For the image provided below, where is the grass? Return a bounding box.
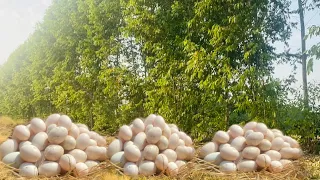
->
[0,116,319,180]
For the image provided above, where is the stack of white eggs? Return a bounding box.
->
[200,122,303,173]
[0,114,107,177]
[107,114,195,176]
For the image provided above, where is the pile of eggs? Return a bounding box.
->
[199,122,303,173]
[0,114,107,177]
[107,114,195,176]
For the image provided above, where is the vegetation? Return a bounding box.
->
[0,0,319,153]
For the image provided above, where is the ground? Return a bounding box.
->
[0,116,319,180]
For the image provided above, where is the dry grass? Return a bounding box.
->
[0,116,319,180]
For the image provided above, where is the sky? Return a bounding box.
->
[0,0,319,89]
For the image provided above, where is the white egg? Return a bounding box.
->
[184,136,193,146]
[268,161,283,172]
[280,159,292,168]
[245,132,264,146]
[283,142,291,148]
[32,132,48,151]
[146,127,162,144]
[97,147,107,161]
[143,144,159,161]
[69,124,80,139]
[38,161,61,177]
[155,154,169,171]
[47,124,57,134]
[145,124,154,133]
[279,147,294,159]
[256,154,271,168]
[107,139,123,158]
[19,162,38,177]
[57,115,72,130]
[157,136,169,150]
[185,146,195,160]
[271,137,284,151]
[230,136,246,151]
[237,160,258,172]
[139,160,157,176]
[76,123,89,130]
[162,124,171,139]
[118,125,132,141]
[48,126,68,144]
[265,129,275,141]
[168,133,180,150]
[13,125,30,141]
[166,162,178,176]
[124,144,141,162]
[68,149,87,163]
[154,115,166,130]
[219,143,231,151]
[20,144,41,162]
[85,160,99,172]
[44,145,64,161]
[288,138,300,148]
[2,152,23,168]
[74,162,89,177]
[144,114,157,126]
[170,127,179,134]
[84,146,101,161]
[220,146,239,161]
[178,139,185,146]
[213,131,230,144]
[244,129,254,137]
[76,133,91,150]
[204,152,223,165]
[79,127,90,134]
[243,121,257,132]
[124,141,134,149]
[61,135,76,151]
[30,118,46,134]
[96,135,106,147]
[255,123,268,135]
[110,151,126,168]
[242,146,260,160]
[59,154,76,171]
[131,118,145,135]
[199,142,219,158]
[219,161,237,173]
[291,148,303,159]
[258,139,272,151]
[133,132,147,150]
[45,114,60,126]
[19,141,32,150]
[124,162,139,176]
[175,160,186,170]
[162,149,177,162]
[264,150,281,161]
[176,145,189,160]
[229,125,244,138]
[35,151,45,167]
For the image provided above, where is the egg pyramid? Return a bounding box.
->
[199,122,303,173]
[107,114,195,176]
[0,114,107,177]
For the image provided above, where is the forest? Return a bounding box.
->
[0,0,319,153]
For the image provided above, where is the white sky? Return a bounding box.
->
[0,0,319,89]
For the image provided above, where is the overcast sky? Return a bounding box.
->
[0,0,319,89]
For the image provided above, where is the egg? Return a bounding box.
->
[243,121,257,132]
[288,138,300,148]
[123,141,133,150]
[155,154,169,171]
[175,145,188,160]
[133,132,147,150]
[143,144,159,161]
[139,160,157,176]
[157,136,169,150]
[255,123,268,135]
[59,154,76,171]
[175,160,186,170]
[170,127,179,134]
[68,149,87,163]
[230,136,246,151]
[85,160,99,172]
[69,124,80,139]
[32,132,48,151]
[30,118,46,134]
[45,114,60,126]
[237,160,258,172]
[264,150,281,161]
[244,129,254,137]
[213,131,230,144]
[44,145,64,161]
[168,133,180,150]
[166,162,179,176]
[145,124,154,133]
[48,126,68,144]
[283,142,291,148]
[47,124,57,134]
[61,135,76,151]
[280,159,292,168]
[97,147,108,161]
[76,133,91,150]
[79,127,89,134]
[124,144,141,162]
[119,125,132,141]
[204,152,223,165]
[146,127,162,144]
[76,123,88,130]
[268,161,283,172]
[57,115,72,130]
[220,146,239,161]
[124,162,139,176]
[245,132,264,146]
[85,146,102,160]
[154,115,166,130]
[185,146,195,161]
[18,141,32,150]
[2,152,23,168]
[131,118,145,135]
[35,151,45,167]
[107,139,123,158]
[219,161,237,173]
[292,148,303,159]
[279,147,294,159]
[110,151,126,167]
[74,162,89,177]
[265,129,275,141]
[272,129,283,137]
[229,125,244,138]
[184,136,193,147]
[144,114,157,126]
[162,124,171,139]
[271,137,284,151]
[12,125,30,141]
[38,161,61,177]
[199,142,218,158]
[20,144,41,162]
[256,154,271,168]
[219,143,231,151]
[19,163,38,177]
[96,136,106,147]
[242,146,260,160]
[258,139,272,151]
[162,149,177,162]
[178,139,185,146]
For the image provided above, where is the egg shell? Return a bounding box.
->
[44,145,64,161]
[288,138,300,148]
[38,161,61,177]
[258,139,272,151]
[19,162,38,177]
[268,161,283,172]
[124,144,141,162]
[30,118,46,134]
[32,132,48,151]
[74,162,89,177]
[213,131,230,144]
[157,136,169,150]
[279,147,294,159]
[280,159,292,168]
[96,136,106,147]
[219,161,237,173]
[292,148,303,159]
[244,129,254,137]
[219,143,231,151]
[175,160,186,170]
[237,160,258,172]
[168,133,180,150]
[45,114,60,126]
[145,124,154,133]
[256,154,271,168]
[59,154,76,171]
[245,132,264,146]
[184,136,193,146]
[175,145,188,160]
[283,142,290,148]
[230,136,246,151]
[133,132,147,150]
[35,151,45,167]
[76,123,88,130]
[170,127,179,134]
[79,127,89,134]
[265,129,275,141]
[162,149,177,162]
[146,127,162,144]
[13,125,31,141]
[155,154,169,171]
[154,115,166,130]
[271,137,284,151]
[124,162,139,176]
[20,144,41,162]
[57,115,72,130]
[199,142,219,158]
[85,146,102,160]
[76,133,91,150]
[69,124,80,139]
[178,131,187,141]
[19,141,32,150]
[47,124,57,134]
[61,135,76,151]
[110,151,126,168]
[242,146,260,160]
[178,139,185,146]
[118,125,132,141]
[185,146,195,160]
[144,114,157,126]
[48,126,68,144]
[68,149,87,163]
[255,123,268,135]
[229,125,244,138]
[139,160,157,176]
[220,146,239,161]
[85,160,99,172]
[131,118,145,135]
[143,144,159,161]
[204,152,223,165]
[243,122,257,132]
[107,139,123,158]
[162,124,171,139]
[264,150,281,161]
[166,162,178,176]
[2,152,23,168]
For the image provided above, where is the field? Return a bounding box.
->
[0,116,319,180]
